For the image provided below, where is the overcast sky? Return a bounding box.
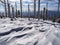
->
[0,0,59,12]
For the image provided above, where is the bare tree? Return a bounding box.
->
[34,0,36,19]
[45,0,55,20]
[46,2,48,19]
[0,0,7,17]
[15,2,18,18]
[58,0,60,17]
[4,0,7,17]
[43,7,47,20]
[7,0,11,18]
[11,5,14,18]
[28,4,30,20]
[38,0,40,20]
[20,0,22,18]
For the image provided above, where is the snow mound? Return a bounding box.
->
[0,18,60,45]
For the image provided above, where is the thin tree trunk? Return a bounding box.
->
[38,0,40,20]
[15,2,18,18]
[46,2,48,20]
[28,4,30,20]
[7,0,10,18]
[4,0,7,17]
[58,0,60,17]
[34,0,36,19]
[12,6,14,18]
[20,0,22,18]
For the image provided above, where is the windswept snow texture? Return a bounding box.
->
[0,18,60,45]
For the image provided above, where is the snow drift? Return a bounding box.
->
[0,18,60,45]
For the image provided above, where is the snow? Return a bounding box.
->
[0,18,60,45]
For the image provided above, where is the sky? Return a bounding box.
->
[0,0,60,12]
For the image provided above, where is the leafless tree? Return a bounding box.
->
[20,0,22,18]
[46,2,48,19]
[34,0,36,19]
[38,0,40,20]
[11,5,14,18]
[7,0,11,18]
[4,0,7,17]
[58,0,60,17]
[15,2,18,18]
[28,4,30,20]
[0,0,7,17]
[45,0,55,20]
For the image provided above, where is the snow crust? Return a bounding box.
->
[0,18,60,45]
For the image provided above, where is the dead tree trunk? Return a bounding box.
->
[7,0,10,18]
[46,2,48,20]
[28,4,30,20]
[4,0,7,17]
[34,0,36,19]
[58,0,60,17]
[15,2,18,18]
[43,7,47,20]
[38,0,40,20]
[20,0,22,18]
[11,5,14,18]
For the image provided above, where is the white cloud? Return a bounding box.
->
[23,0,33,2]
[9,0,16,2]
[0,0,58,12]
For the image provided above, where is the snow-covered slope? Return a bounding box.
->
[0,18,60,45]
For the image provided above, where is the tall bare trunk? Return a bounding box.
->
[11,5,14,18]
[4,0,7,17]
[46,2,48,20]
[58,0,60,17]
[20,0,22,18]
[28,4,30,20]
[34,0,36,19]
[15,2,18,18]
[38,0,40,20]
[7,0,10,18]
